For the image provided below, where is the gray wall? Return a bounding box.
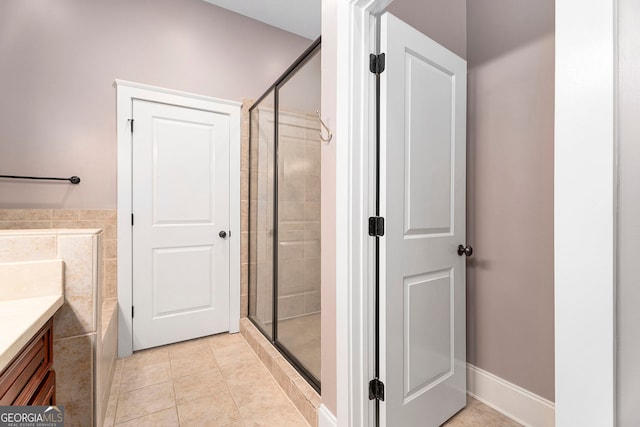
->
[0,0,310,209]
[617,0,640,424]
[466,0,555,401]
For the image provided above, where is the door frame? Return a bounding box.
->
[554,1,616,425]
[115,80,241,357]
[334,1,391,426]
[334,0,617,426]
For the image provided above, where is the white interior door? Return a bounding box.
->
[132,99,230,351]
[380,13,467,426]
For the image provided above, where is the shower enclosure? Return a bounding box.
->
[248,39,322,390]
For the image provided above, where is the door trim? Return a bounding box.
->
[334,1,392,426]
[115,80,241,357]
[555,1,616,424]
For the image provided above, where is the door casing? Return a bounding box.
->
[115,80,241,357]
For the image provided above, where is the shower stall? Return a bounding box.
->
[248,39,322,390]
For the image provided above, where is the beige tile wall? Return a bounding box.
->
[277,111,321,319]
[248,103,275,328]
[247,105,322,327]
[0,209,117,302]
[241,99,251,318]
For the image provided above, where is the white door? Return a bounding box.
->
[380,13,467,426]
[132,99,230,351]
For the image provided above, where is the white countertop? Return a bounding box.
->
[0,259,65,372]
[0,295,64,372]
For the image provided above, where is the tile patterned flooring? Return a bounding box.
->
[104,331,521,426]
[445,397,522,426]
[104,333,309,426]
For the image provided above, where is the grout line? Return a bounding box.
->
[53,331,96,342]
[170,372,179,425]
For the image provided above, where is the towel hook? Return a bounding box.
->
[316,110,333,144]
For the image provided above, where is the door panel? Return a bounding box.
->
[153,118,214,224]
[404,269,453,400]
[132,99,230,351]
[153,246,214,316]
[380,13,467,427]
[404,51,454,236]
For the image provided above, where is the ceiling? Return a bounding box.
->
[201,0,320,40]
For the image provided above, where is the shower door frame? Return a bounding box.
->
[248,37,322,393]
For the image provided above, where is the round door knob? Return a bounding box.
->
[219,230,227,239]
[457,244,473,257]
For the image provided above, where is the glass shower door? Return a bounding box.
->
[249,91,275,339]
[248,39,322,391]
[275,47,322,384]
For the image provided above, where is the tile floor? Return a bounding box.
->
[104,331,521,426]
[104,333,309,426]
[445,397,522,426]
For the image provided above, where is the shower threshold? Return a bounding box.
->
[240,318,320,426]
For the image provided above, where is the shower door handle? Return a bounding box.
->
[219,230,227,239]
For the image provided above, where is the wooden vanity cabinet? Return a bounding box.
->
[0,319,55,405]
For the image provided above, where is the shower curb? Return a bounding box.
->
[240,318,320,427]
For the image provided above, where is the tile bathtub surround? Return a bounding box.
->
[0,229,117,427]
[0,209,118,301]
[103,333,309,427]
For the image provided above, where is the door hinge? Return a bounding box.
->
[369,378,385,401]
[369,53,386,74]
[131,306,134,318]
[131,213,134,226]
[128,118,134,133]
[368,216,385,237]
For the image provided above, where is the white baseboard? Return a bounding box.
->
[467,364,555,427]
[318,404,338,427]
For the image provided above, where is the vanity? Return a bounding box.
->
[0,319,56,405]
[0,259,64,405]
[0,229,118,426]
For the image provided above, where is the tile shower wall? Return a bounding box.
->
[249,101,275,328]
[277,111,322,319]
[241,100,251,318]
[248,105,321,323]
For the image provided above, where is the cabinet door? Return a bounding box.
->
[29,371,56,406]
[0,319,53,405]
